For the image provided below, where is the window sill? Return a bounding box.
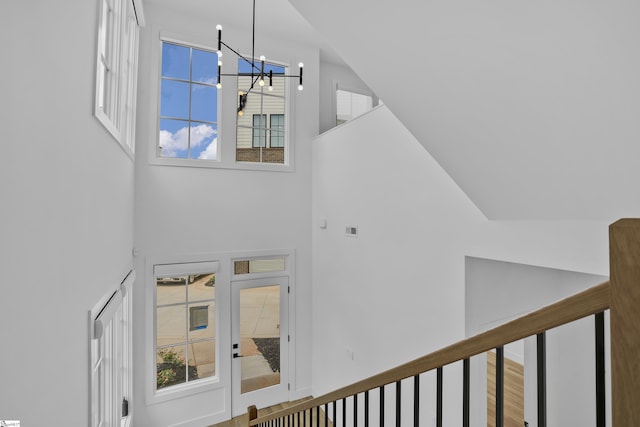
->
[148,156,295,173]
[148,376,222,405]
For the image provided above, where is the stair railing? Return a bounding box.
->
[248,219,640,427]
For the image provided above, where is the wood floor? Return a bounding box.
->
[487,351,525,427]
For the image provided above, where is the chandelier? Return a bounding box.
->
[214,0,304,116]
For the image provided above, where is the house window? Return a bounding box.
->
[95,0,140,156]
[90,271,135,427]
[236,58,287,164]
[158,42,219,160]
[252,114,267,147]
[270,114,285,148]
[154,263,218,392]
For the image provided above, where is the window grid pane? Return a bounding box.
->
[270,114,285,148]
[236,58,287,164]
[155,273,216,391]
[252,114,267,147]
[159,42,219,160]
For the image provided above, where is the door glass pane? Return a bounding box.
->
[240,285,281,394]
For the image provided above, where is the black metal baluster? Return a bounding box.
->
[297,410,300,427]
[595,312,606,427]
[463,358,470,427]
[380,385,385,427]
[537,333,547,427]
[396,381,401,427]
[436,367,443,427]
[333,400,336,427]
[342,398,346,427]
[365,390,370,427]
[413,375,420,427]
[303,408,306,427]
[496,347,504,427]
[354,394,358,427]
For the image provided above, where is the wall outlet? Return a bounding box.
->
[345,226,358,237]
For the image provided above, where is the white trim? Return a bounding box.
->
[89,269,135,427]
[94,0,139,160]
[146,258,225,405]
[147,28,296,172]
[144,249,296,419]
[154,261,219,277]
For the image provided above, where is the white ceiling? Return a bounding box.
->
[289,0,640,220]
[142,0,345,64]
[143,0,640,220]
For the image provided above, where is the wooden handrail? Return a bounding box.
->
[251,280,610,426]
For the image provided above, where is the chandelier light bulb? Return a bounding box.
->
[217,50,222,57]
[216,83,222,89]
[259,79,265,86]
[298,84,303,91]
[260,55,265,61]
[216,24,222,31]
[238,110,244,117]
[298,62,304,68]
[268,86,273,91]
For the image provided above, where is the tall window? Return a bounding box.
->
[95,0,140,155]
[91,271,135,427]
[159,42,219,160]
[236,59,286,164]
[154,263,218,392]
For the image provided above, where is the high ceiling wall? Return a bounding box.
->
[290,0,640,220]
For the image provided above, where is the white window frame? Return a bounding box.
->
[146,259,225,405]
[148,31,295,172]
[144,250,297,409]
[90,270,135,427]
[94,0,143,159]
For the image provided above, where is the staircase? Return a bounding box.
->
[248,219,640,426]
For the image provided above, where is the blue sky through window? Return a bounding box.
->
[159,42,219,160]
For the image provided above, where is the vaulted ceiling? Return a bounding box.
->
[144,0,640,220]
[290,0,640,220]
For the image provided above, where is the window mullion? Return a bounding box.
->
[187,48,194,159]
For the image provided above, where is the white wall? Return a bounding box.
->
[312,105,486,424]
[0,1,135,425]
[132,4,317,425]
[311,105,612,423]
[319,60,375,134]
[465,257,608,427]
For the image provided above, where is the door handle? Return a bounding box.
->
[233,353,243,358]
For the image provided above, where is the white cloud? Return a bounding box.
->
[159,124,216,157]
[198,138,218,160]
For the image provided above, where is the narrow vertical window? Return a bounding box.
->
[159,42,219,160]
[154,264,218,391]
[236,58,286,164]
[94,0,139,155]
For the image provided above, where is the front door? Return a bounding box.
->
[231,277,289,416]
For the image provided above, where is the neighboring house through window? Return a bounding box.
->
[236,59,287,164]
[154,39,292,169]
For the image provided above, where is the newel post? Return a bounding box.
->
[609,219,640,425]
[247,405,258,427]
